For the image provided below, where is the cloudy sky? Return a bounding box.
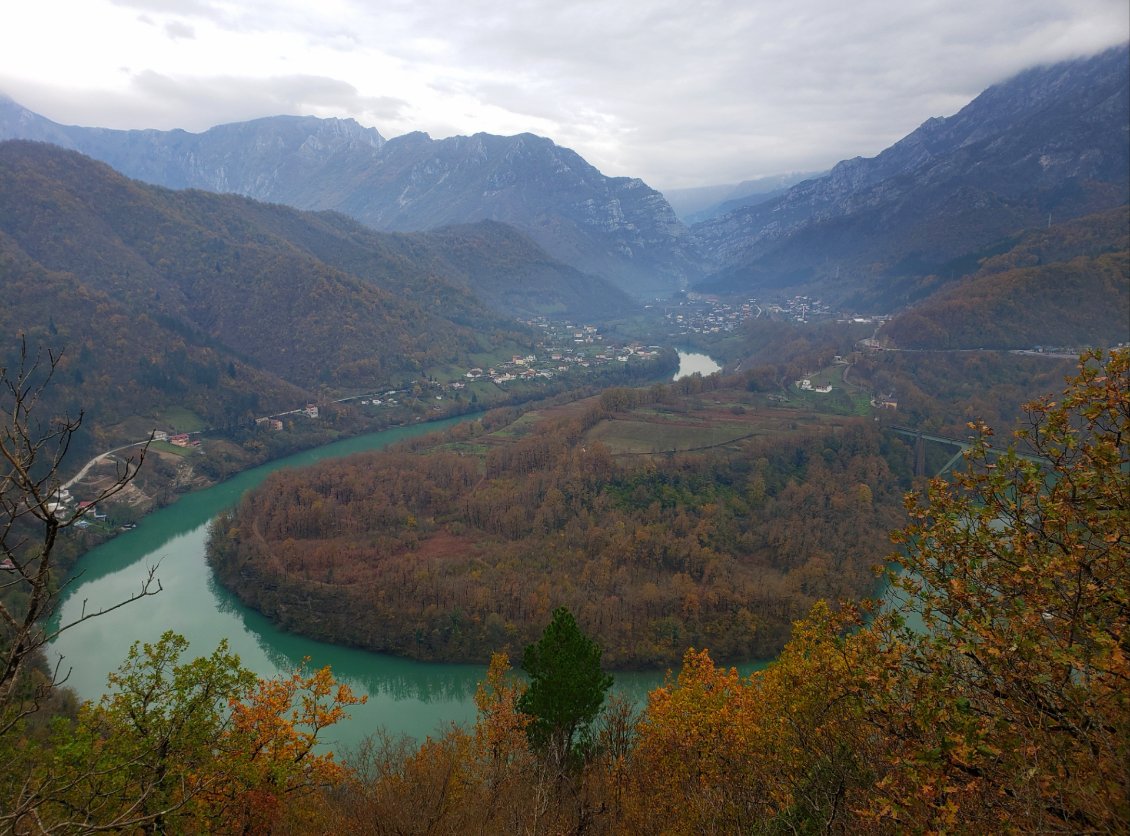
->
[2,0,1126,191]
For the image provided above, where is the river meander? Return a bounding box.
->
[48,415,668,752]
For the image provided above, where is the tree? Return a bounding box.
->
[629,613,883,835]
[0,342,155,736]
[517,607,612,764]
[2,630,363,833]
[872,347,1130,831]
[624,349,1129,833]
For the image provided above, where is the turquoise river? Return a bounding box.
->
[48,414,687,754]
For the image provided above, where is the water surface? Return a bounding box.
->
[49,416,668,750]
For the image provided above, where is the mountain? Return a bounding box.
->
[693,45,1130,309]
[664,172,823,224]
[380,221,637,320]
[0,98,697,299]
[0,140,530,443]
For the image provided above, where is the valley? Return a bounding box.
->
[0,39,1126,833]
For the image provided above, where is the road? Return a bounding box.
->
[62,440,150,491]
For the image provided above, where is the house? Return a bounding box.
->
[304,404,319,419]
[169,433,191,447]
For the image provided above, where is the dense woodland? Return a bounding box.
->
[0,142,540,451]
[881,207,1130,350]
[850,350,1080,437]
[208,380,909,667]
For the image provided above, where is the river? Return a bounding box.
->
[673,350,722,380]
[48,415,667,753]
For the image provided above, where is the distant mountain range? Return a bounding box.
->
[2,44,1126,328]
[663,172,824,224]
[0,101,697,299]
[693,44,1129,310]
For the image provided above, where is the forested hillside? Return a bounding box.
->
[880,206,1130,349]
[0,140,537,451]
[208,378,908,667]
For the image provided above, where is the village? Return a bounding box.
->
[260,318,668,424]
[661,293,870,336]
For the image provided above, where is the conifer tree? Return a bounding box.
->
[518,607,612,764]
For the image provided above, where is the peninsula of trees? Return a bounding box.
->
[207,375,909,667]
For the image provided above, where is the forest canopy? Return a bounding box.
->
[208,380,909,667]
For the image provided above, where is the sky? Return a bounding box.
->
[1,0,1127,191]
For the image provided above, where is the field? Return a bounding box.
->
[464,383,872,458]
[588,400,850,456]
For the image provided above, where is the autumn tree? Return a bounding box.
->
[870,347,1130,831]
[629,604,885,834]
[1,630,363,833]
[625,349,1129,833]
[518,607,612,766]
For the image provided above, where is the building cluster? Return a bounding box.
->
[663,297,763,335]
[662,294,893,335]
[250,318,667,424]
[766,296,834,322]
[464,336,663,389]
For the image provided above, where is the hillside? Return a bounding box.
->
[382,220,637,320]
[0,140,527,446]
[0,100,699,299]
[694,45,1130,309]
[880,206,1130,350]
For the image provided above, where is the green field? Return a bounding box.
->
[150,406,207,432]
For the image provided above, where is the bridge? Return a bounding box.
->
[884,424,1046,478]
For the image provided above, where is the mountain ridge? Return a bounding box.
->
[693,44,1130,308]
[0,99,697,298]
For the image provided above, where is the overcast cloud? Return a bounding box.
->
[1,0,1126,190]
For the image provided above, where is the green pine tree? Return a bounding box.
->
[517,607,613,764]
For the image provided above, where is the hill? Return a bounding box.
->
[380,220,637,320]
[207,377,908,668]
[879,206,1130,350]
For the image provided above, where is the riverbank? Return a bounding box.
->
[55,350,681,573]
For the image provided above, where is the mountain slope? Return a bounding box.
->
[879,206,1130,350]
[693,45,1130,309]
[382,221,637,320]
[0,140,527,439]
[0,99,697,298]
